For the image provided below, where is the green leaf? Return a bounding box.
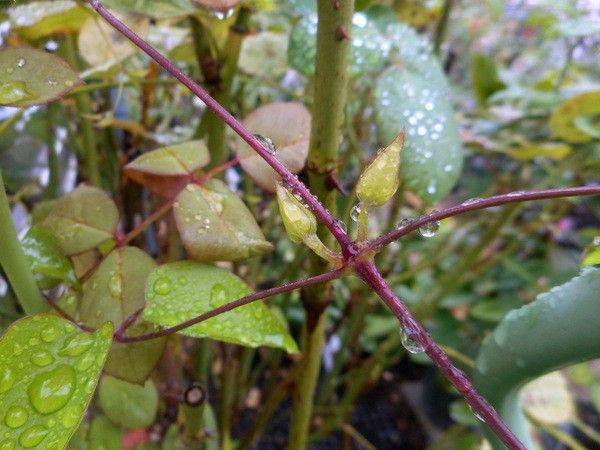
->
[124,140,210,198]
[42,185,119,255]
[582,241,600,267]
[474,267,600,449]
[238,31,288,79]
[100,0,196,18]
[0,47,80,107]
[174,180,272,261]
[87,415,123,450]
[21,225,76,289]
[103,322,166,385]
[471,53,506,104]
[449,400,480,426]
[503,143,572,161]
[549,90,600,143]
[80,246,156,329]
[7,1,91,40]
[374,66,463,203]
[144,261,298,353]
[276,182,317,243]
[0,314,113,450]
[99,376,159,429]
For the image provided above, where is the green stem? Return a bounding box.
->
[433,0,456,55]
[0,172,46,315]
[218,345,237,450]
[45,102,61,199]
[62,34,101,186]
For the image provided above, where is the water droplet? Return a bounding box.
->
[47,79,57,86]
[153,277,172,296]
[6,67,14,74]
[30,350,54,367]
[40,326,59,343]
[18,425,49,448]
[209,284,228,308]
[108,273,122,298]
[397,217,414,228]
[400,329,424,354]
[0,366,15,393]
[4,405,28,428]
[64,79,74,87]
[418,214,440,238]
[75,353,95,371]
[334,219,347,233]
[469,405,485,422]
[178,276,188,286]
[0,439,16,450]
[16,58,26,68]
[462,197,481,206]
[350,204,362,222]
[60,406,80,428]
[27,365,76,414]
[254,134,277,154]
[59,333,94,357]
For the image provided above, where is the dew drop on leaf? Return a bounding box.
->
[40,326,59,343]
[4,405,28,428]
[27,365,76,415]
[30,350,54,367]
[400,329,425,354]
[209,283,229,308]
[0,366,15,393]
[18,425,48,448]
[0,438,16,449]
[350,204,362,222]
[108,273,122,299]
[58,333,94,357]
[153,277,172,296]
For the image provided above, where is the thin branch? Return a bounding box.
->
[86,0,354,256]
[355,260,526,450]
[115,266,348,343]
[46,298,95,333]
[362,186,600,255]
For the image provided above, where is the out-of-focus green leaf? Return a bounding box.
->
[43,185,119,255]
[591,383,600,414]
[7,1,90,40]
[102,0,197,18]
[522,371,575,424]
[192,0,241,10]
[238,31,288,78]
[99,376,159,429]
[174,180,272,261]
[449,400,480,426]
[471,53,506,104]
[79,246,156,328]
[549,91,600,143]
[143,261,299,353]
[374,66,463,203]
[0,47,79,107]
[87,415,123,450]
[234,102,311,192]
[124,140,210,198]
[0,314,113,449]
[582,239,600,267]
[503,143,572,161]
[104,322,166,385]
[21,225,76,289]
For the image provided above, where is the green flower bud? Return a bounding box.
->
[356,132,404,207]
[276,182,317,243]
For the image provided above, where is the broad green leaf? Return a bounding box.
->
[103,322,166,385]
[87,415,123,450]
[234,102,311,192]
[238,31,288,79]
[549,90,600,143]
[471,53,506,104]
[374,66,463,203]
[43,185,119,255]
[174,180,272,261]
[124,140,210,198]
[101,0,197,19]
[0,47,80,107]
[0,314,113,450]
[80,247,156,328]
[21,225,76,289]
[78,14,150,68]
[503,143,572,161]
[99,376,158,429]
[474,267,600,449]
[7,1,90,40]
[144,261,298,353]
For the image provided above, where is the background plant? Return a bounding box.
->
[0,1,599,450]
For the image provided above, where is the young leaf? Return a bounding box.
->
[0,47,80,107]
[79,247,156,328]
[275,182,317,243]
[0,314,113,449]
[21,225,76,289]
[374,66,463,204]
[98,377,159,429]
[356,133,404,207]
[549,90,600,143]
[143,261,299,353]
[471,53,506,104]
[42,185,119,255]
[234,102,311,192]
[174,180,272,261]
[124,140,210,198]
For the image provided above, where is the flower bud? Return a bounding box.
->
[276,182,317,242]
[356,132,404,207]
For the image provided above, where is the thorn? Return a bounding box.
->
[335,25,349,41]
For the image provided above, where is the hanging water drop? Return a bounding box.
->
[350,204,362,222]
[418,213,440,238]
[254,134,277,154]
[153,277,172,296]
[27,365,76,414]
[4,405,28,428]
[400,329,424,354]
[335,219,347,233]
[397,217,414,228]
